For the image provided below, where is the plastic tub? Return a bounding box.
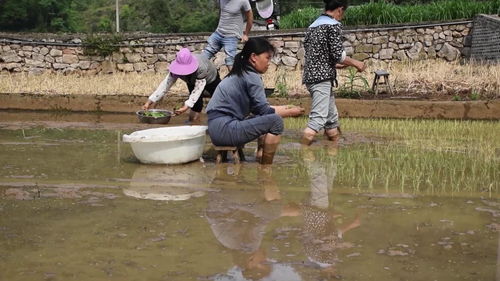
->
[122,126,207,164]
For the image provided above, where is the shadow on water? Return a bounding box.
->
[0,113,499,281]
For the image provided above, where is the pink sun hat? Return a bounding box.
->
[169,48,199,75]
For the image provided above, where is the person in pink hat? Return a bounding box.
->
[142,48,221,122]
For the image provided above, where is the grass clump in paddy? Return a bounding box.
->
[284,117,499,196]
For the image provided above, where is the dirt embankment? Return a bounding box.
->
[0,92,499,120]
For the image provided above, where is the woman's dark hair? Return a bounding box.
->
[324,0,348,11]
[228,37,275,77]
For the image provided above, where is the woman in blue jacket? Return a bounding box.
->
[206,38,303,164]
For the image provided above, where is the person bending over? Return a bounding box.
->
[142,48,221,122]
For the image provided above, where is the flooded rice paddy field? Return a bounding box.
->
[0,111,499,281]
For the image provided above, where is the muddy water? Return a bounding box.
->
[0,113,499,281]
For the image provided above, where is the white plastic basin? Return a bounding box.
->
[122,126,207,164]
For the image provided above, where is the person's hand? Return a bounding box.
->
[287,105,305,117]
[174,105,189,115]
[142,100,154,110]
[355,61,367,72]
[241,34,249,43]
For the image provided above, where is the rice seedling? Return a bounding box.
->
[284,117,499,196]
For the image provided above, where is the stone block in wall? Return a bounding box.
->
[427,46,437,58]
[438,42,460,61]
[134,62,147,72]
[145,55,159,65]
[0,63,22,71]
[40,47,49,55]
[49,49,63,57]
[158,54,168,61]
[145,47,154,54]
[101,61,116,74]
[379,48,394,60]
[62,54,79,64]
[32,53,45,62]
[45,55,55,63]
[125,53,142,63]
[296,47,305,61]
[344,33,356,42]
[62,48,76,55]
[53,63,70,69]
[270,40,284,48]
[394,50,407,60]
[78,61,91,70]
[112,52,125,63]
[284,41,300,52]
[22,46,33,51]
[355,44,374,53]
[1,50,22,63]
[353,53,370,61]
[407,42,424,60]
[281,56,298,67]
[155,62,169,73]
[388,42,398,50]
[117,63,134,72]
[372,36,388,44]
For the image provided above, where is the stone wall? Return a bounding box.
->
[469,14,500,62]
[0,19,474,75]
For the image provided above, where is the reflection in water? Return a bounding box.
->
[299,145,361,277]
[207,165,302,281]
[124,162,216,201]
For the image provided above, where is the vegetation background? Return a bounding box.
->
[1,0,497,33]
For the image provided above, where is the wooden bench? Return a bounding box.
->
[214,146,245,164]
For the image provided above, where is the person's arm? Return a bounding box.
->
[340,56,366,72]
[175,79,207,115]
[329,26,366,72]
[271,105,305,117]
[143,73,177,110]
[247,75,275,115]
[242,8,253,42]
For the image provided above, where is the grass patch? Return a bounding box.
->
[280,0,500,28]
[284,117,499,195]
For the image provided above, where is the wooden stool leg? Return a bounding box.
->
[216,152,222,164]
[232,150,240,164]
[372,75,377,92]
[238,148,245,161]
[386,76,394,95]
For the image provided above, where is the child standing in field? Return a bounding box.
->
[302,0,366,145]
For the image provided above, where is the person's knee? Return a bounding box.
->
[269,115,284,135]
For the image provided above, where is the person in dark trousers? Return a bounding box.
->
[142,48,221,122]
[301,0,366,145]
[206,37,303,164]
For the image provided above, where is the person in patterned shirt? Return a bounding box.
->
[301,0,366,145]
[142,48,221,122]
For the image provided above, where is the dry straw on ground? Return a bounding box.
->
[1,60,498,100]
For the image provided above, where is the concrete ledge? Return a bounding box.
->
[1,92,499,120]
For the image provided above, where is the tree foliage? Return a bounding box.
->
[0,0,218,33]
